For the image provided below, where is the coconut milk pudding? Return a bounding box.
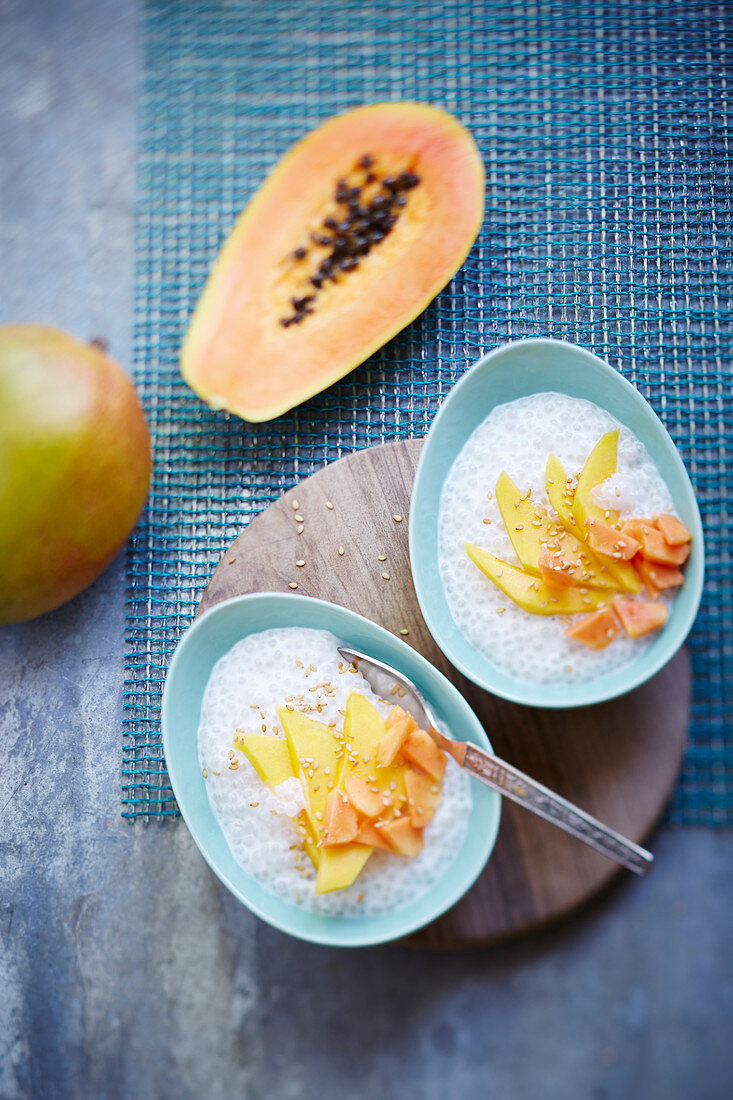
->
[439,392,691,685]
[197,627,471,916]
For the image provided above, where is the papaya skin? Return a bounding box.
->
[0,326,151,624]
[181,102,485,422]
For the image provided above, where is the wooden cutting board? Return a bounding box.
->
[198,440,689,949]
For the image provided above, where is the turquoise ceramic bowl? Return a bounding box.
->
[162,592,501,947]
[410,338,704,708]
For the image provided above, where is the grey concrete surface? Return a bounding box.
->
[1,1,731,1098]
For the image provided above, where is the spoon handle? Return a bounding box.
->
[462,745,654,875]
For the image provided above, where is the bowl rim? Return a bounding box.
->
[409,337,705,708]
[161,591,501,946]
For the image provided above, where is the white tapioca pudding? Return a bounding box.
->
[197,627,471,916]
[438,392,693,686]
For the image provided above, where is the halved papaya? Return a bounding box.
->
[181,103,485,421]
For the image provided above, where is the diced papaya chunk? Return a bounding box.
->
[586,518,640,561]
[564,607,619,650]
[376,815,424,857]
[405,768,443,828]
[320,789,359,846]
[400,728,447,781]
[377,709,416,766]
[637,524,690,566]
[354,820,392,851]
[538,547,588,589]
[634,556,684,598]
[343,774,387,819]
[612,598,668,638]
[655,513,692,546]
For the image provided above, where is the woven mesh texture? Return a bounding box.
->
[125,0,732,822]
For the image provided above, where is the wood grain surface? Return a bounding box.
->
[198,440,690,949]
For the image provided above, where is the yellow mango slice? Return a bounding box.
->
[572,432,641,593]
[340,693,408,809]
[465,542,611,616]
[315,844,373,894]
[546,453,583,538]
[233,731,294,788]
[495,470,616,590]
[278,708,339,839]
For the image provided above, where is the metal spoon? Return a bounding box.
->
[338,645,654,876]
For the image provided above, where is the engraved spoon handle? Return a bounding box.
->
[462,744,653,875]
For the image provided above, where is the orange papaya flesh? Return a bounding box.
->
[634,556,684,598]
[639,523,690,566]
[565,607,620,650]
[586,518,641,561]
[655,513,692,546]
[612,598,668,638]
[182,102,485,422]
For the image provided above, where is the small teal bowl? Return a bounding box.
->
[410,339,705,708]
[162,592,501,947]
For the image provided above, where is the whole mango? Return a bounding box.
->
[0,325,151,624]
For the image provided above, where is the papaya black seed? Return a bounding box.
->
[365,172,376,183]
[358,154,373,169]
[293,246,307,260]
[397,171,420,189]
[323,216,338,230]
[340,257,359,271]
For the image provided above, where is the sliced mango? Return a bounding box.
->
[495,470,616,590]
[278,708,339,839]
[315,844,373,894]
[546,453,583,538]
[233,731,294,788]
[465,542,611,616]
[572,431,641,593]
[340,692,407,808]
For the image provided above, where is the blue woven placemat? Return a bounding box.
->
[124,0,732,823]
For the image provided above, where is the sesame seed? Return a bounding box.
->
[482,518,491,525]
[496,607,506,614]
[289,582,298,589]
[338,545,344,556]
[381,572,390,580]
[296,559,305,567]
[261,723,267,732]
[229,761,239,770]
[399,628,409,636]
[377,554,387,561]
[250,801,259,807]
[228,749,235,759]
[213,770,221,776]
[202,767,208,778]
[392,514,402,523]
[566,665,573,673]
[291,499,299,510]
[325,500,334,510]
[297,525,304,534]
[294,513,304,523]
[228,557,236,564]
[296,659,303,668]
